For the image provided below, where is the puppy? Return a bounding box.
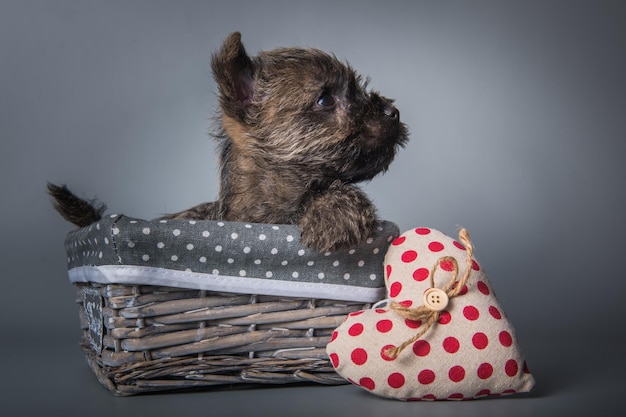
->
[49,32,408,252]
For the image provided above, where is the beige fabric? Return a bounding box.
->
[327,227,535,400]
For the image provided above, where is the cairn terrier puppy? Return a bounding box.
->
[49,32,408,252]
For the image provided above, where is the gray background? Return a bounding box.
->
[1,0,624,416]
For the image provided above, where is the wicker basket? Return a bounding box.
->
[64,215,398,395]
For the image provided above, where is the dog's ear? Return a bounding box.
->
[212,32,255,121]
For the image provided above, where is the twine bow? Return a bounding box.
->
[385,228,474,359]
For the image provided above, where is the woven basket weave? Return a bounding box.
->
[64,215,398,395]
[75,283,371,395]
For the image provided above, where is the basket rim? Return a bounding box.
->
[69,264,386,302]
[64,214,398,302]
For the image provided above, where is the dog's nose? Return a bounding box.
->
[384,104,399,120]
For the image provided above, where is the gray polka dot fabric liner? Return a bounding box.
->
[65,214,399,302]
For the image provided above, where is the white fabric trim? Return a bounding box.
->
[68,265,385,303]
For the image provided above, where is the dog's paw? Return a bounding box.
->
[299,217,377,253]
[298,183,378,252]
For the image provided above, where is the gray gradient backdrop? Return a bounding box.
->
[1,0,624,416]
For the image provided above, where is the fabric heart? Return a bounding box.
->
[326,227,535,400]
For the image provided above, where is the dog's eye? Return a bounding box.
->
[316,94,335,108]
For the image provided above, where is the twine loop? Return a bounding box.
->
[385,228,474,359]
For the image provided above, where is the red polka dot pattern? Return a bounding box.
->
[326,226,535,400]
[388,372,405,388]
[418,369,435,385]
[412,340,431,357]
[348,323,364,336]
[389,282,402,297]
[477,363,493,379]
[401,250,418,263]
[477,281,490,295]
[499,331,513,347]
[360,377,375,390]
[351,348,368,365]
[451,281,468,295]
[440,259,455,271]
[376,319,393,333]
[405,319,421,329]
[438,311,452,324]
[412,267,429,282]
[476,389,490,398]
[428,242,444,252]
[489,306,502,319]
[381,345,397,361]
[471,260,480,271]
[463,306,480,321]
[505,360,519,377]
[472,332,489,349]
[449,365,465,382]
[443,336,460,353]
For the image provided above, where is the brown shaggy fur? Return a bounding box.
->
[49,32,408,252]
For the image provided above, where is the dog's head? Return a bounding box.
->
[212,32,408,185]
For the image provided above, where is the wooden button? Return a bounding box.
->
[423,288,449,311]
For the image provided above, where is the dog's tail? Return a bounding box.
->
[47,182,106,227]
